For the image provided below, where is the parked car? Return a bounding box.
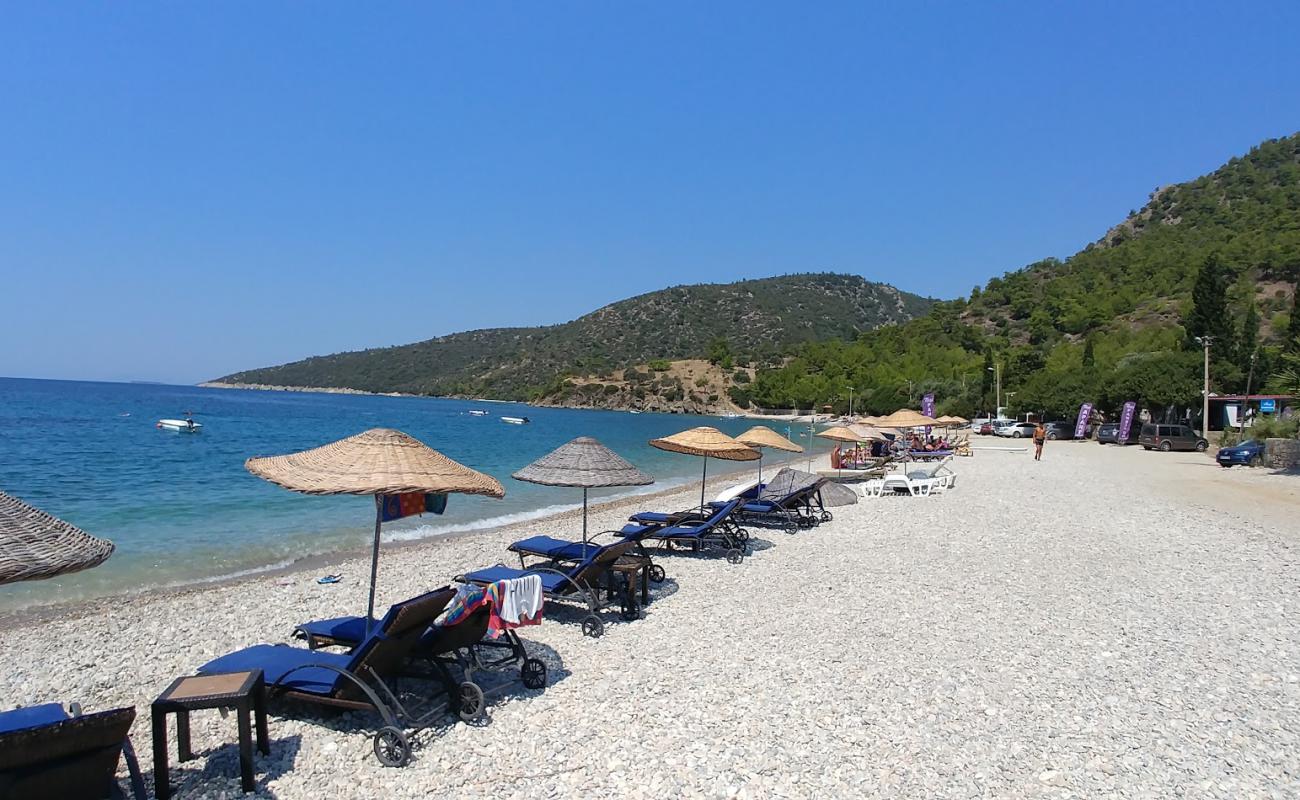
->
[1043,421,1076,440]
[988,419,1016,436]
[1215,439,1266,467]
[1139,424,1209,452]
[978,422,994,435]
[1096,422,1141,445]
[997,422,1037,438]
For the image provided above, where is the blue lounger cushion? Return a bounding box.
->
[0,703,69,734]
[629,511,676,524]
[462,565,570,593]
[510,535,603,561]
[200,645,352,696]
[295,615,372,644]
[615,523,654,539]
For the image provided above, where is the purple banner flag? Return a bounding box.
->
[1118,401,1137,443]
[1073,403,1093,439]
[921,393,935,434]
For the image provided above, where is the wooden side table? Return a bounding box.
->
[151,670,269,798]
[608,554,651,616]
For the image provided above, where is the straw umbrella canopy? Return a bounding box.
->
[512,437,653,550]
[0,490,115,586]
[876,408,940,429]
[816,425,866,444]
[246,428,504,631]
[936,415,968,426]
[736,425,803,482]
[648,427,758,509]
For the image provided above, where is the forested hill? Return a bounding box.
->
[214,274,933,399]
[749,132,1300,419]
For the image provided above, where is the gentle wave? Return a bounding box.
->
[383,477,698,543]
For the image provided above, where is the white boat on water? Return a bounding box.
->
[719,412,742,419]
[501,416,530,425]
[157,418,202,432]
[468,410,489,417]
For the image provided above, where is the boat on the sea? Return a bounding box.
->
[720,412,742,419]
[468,410,489,417]
[157,418,202,432]
[501,416,530,425]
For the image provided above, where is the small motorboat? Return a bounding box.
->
[468,410,489,417]
[500,416,530,425]
[158,418,202,433]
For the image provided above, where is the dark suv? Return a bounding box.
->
[1138,424,1209,452]
[1044,421,1080,440]
[1096,422,1141,445]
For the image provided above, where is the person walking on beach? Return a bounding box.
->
[1032,422,1046,461]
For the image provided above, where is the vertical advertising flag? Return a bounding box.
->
[1117,401,1137,443]
[921,393,935,434]
[1073,403,1093,439]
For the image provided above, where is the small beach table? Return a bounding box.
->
[609,553,652,611]
[151,669,269,798]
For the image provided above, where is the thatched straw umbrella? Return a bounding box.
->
[736,425,803,482]
[246,428,504,632]
[0,491,115,585]
[649,427,758,510]
[876,408,940,429]
[513,437,652,553]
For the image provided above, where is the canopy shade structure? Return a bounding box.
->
[736,425,803,482]
[246,428,504,633]
[513,437,653,549]
[649,427,758,509]
[935,415,969,426]
[876,409,940,428]
[847,423,890,441]
[0,491,115,586]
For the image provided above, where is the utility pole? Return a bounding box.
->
[987,362,1002,418]
[847,386,855,419]
[1195,336,1212,439]
[1241,349,1258,433]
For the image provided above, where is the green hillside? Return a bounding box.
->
[750,133,1300,419]
[217,274,933,399]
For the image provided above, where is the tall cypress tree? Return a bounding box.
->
[1287,286,1300,351]
[1081,336,1096,368]
[1239,302,1259,367]
[980,349,995,413]
[1185,253,1235,357]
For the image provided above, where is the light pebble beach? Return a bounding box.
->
[4,443,1299,798]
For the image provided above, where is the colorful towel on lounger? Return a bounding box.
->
[440,577,543,639]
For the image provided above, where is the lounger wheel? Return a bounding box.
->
[373,726,411,767]
[735,528,750,543]
[582,615,605,638]
[456,681,485,722]
[521,657,548,690]
[820,511,833,523]
[725,548,744,565]
[782,520,798,535]
[648,564,666,583]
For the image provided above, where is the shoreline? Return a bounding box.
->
[0,452,817,630]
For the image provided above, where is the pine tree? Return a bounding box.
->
[980,350,995,413]
[1082,336,1096,368]
[1239,301,1259,370]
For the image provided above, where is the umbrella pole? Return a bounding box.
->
[756,452,763,484]
[366,496,383,637]
[582,487,589,556]
[700,455,708,511]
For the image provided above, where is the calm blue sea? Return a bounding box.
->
[0,378,819,612]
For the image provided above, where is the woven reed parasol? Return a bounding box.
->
[935,415,968,427]
[649,427,758,509]
[0,491,115,586]
[512,437,653,551]
[876,408,940,428]
[246,428,504,631]
[736,425,802,482]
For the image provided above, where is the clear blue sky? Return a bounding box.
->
[2,3,1297,384]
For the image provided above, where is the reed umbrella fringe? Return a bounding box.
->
[648,427,758,510]
[245,428,504,634]
[512,437,653,549]
[0,490,115,585]
[736,425,802,482]
[876,409,940,429]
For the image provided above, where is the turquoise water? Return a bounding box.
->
[0,378,819,612]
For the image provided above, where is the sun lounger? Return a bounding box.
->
[458,538,640,638]
[718,470,829,533]
[292,585,549,719]
[0,703,145,800]
[617,498,749,563]
[199,588,456,767]
[508,529,669,584]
